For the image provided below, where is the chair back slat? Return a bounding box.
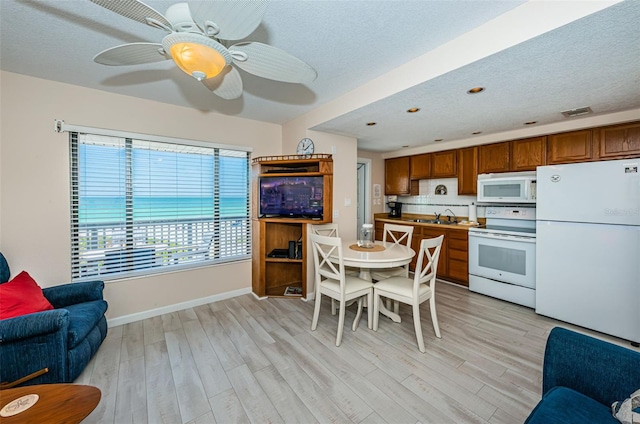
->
[382,223,413,247]
[309,233,345,291]
[414,235,444,293]
[310,223,340,238]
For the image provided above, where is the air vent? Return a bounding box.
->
[561,107,593,118]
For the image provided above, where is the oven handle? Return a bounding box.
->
[468,232,536,243]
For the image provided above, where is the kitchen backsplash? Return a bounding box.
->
[388,178,485,220]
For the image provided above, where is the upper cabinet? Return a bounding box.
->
[478,142,510,173]
[595,122,640,160]
[547,129,594,164]
[431,150,457,178]
[385,156,416,195]
[457,147,478,195]
[478,137,546,174]
[410,153,431,180]
[385,121,640,195]
[511,136,546,171]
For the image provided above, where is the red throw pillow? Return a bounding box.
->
[0,271,54,320]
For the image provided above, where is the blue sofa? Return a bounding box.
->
[525,327,640,423]
[0,252,108,386]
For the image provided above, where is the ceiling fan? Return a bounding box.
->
[89,0,317,99]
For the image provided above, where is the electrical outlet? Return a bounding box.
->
[333,210,339,219]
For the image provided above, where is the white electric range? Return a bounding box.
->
[468,206,536,308]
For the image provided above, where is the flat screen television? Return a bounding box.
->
[259,175,324,219]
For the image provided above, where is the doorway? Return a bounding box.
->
[357,158,372,229]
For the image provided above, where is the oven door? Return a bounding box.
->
[468,232,536,288]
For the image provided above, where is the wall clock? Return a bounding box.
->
[296,138,314,157]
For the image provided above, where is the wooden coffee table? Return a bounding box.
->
[0,384,100,423]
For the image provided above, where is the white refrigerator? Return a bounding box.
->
[536,158,640,344]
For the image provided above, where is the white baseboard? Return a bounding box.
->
[106,287,252,327]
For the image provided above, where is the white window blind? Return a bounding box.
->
[69,132,251,281]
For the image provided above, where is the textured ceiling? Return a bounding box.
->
[313,0,640,151]
[1,1,639,152]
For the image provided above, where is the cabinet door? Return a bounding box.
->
[478,142,510,173]
[447,231,468,286]
[431,150,457,178]
[410,153,431,180]
[422,228,448,278]
[511,136,546,171]
[596,122,640,159]
[385,157,411,195]
[457,147,478,195]
[409,225,422,272]
[547,130,593,164]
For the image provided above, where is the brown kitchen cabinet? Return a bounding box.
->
[375,218,470,287]
[595,122,640,160]
[421,227,448,277]
[410,153,431,180]
[431,150,457,178]
[547,129,594,164]
[385,156,417,195]
[478,142,510,174]
[446,230,469,286]
[457,146,478,195]
[511,136,546,171]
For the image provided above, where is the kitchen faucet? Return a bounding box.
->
[444,208,457,223]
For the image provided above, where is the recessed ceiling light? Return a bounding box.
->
[406,107,420,113]
[524,121,538,125]
[434,139,443,142]
[472,131,482,135]
[402,145,410,148]
[467,87,485,94]
[366,122,377,126]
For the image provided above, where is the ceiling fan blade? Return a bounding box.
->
[230,42,317,84]
[202,66,243,100]
[90,0,172,30]
[94,43,168,66]
[189,1,267,40]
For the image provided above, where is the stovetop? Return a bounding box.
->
[469,206,536,238]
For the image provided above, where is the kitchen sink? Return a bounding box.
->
[406,219,457,225]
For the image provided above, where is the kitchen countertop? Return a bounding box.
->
[374,213,485,231]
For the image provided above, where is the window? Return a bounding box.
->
[69,131,251,281]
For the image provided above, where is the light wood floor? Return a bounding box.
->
[77,281,638,424]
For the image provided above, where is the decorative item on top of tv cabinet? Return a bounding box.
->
[251,155,333,298]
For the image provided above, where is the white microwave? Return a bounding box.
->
[477,172,537,203]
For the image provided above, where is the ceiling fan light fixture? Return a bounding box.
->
[163,33,231,80]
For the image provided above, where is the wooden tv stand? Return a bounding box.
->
[251,155,333,298]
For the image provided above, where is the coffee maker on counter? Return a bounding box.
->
[387,201,403,218]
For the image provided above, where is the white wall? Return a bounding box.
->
[0,71,282,321]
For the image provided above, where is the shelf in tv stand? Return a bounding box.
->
[265,257,303,263]
[259,171,323,177]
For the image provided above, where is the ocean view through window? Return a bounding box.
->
[69,131,251,281]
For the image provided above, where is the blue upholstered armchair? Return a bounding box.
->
[525,327,640,423]
[0,252,108,386]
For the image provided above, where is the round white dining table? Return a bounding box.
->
[330,240,415,323]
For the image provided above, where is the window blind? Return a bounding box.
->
[70,131,251,281]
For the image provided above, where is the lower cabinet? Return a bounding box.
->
[375,220,469,286]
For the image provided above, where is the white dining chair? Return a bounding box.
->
[370,223,414,281]
[309,233,374,346]
[372,235,444,353]
[310,223,360,276]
